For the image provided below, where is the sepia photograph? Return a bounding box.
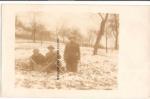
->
[2,4,150,98]
[15,10,119,90]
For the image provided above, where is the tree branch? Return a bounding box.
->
[98,13,104,20]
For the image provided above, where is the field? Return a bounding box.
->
[15,40,118,90]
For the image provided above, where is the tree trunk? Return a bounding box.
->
[33,30,35,43]
[114,14,119,50]
[106,31,108,53]
[93,14,108,55]
[32,14,36,43]
[32,27,36,43]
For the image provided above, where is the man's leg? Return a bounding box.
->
[72,62,78,72]
[66,62,72,72]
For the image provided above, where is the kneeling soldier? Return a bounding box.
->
[30,49,46,70]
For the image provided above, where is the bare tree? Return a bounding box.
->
[35,24,46,45]
[31,13,36,43]
[114,14,119,50]
[93,13,108,55]
[87,29,96,47]
[59,28,72,43]
[30,12,43,43]
[16,14,49,43]
[15,15,32,32]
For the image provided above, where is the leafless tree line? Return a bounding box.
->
[93,13,119,55]
[15,13,119,54]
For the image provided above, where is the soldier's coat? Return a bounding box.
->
[64,41,80,72]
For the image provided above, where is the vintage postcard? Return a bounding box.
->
[1,4,150,98]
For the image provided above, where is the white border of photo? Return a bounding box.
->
[1,2,150,99]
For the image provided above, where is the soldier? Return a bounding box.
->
[30,49,46,70]
[45,45,57,63]
[44,45,61,72]
[64,35,80,72]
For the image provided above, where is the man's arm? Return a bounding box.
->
[30,57,38,65]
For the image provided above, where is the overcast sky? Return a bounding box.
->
[17,11,101,38]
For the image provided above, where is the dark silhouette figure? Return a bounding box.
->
[64,35,80,72]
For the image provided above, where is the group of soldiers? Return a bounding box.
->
[30,35,80,73]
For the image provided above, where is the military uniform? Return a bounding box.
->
[45,46,61,72]
[64,40,80,72]
[30,50,46,70]
[45,51,57,63]
[31,53,45,65]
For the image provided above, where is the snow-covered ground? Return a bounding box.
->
[15,41,118,90]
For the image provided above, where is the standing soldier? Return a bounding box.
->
[64,35,80,72]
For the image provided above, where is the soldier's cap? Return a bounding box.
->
[33,49,39,53]
[47,45,54,50]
